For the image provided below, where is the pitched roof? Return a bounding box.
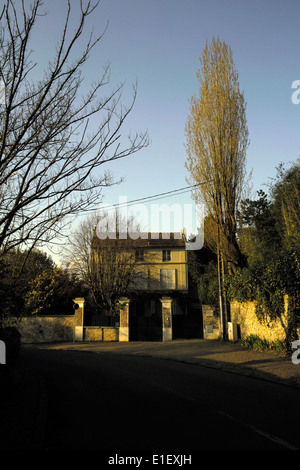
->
[92,231,186,249]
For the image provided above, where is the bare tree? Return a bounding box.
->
[0,0,149,257]
[65,211,148,315]
[90,237,140,315]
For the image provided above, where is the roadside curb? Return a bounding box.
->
[173,356,300,389]
[89,348,300,390]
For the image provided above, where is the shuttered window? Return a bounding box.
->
[160,269,176,289]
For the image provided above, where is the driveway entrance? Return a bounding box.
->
[129,298,162,341]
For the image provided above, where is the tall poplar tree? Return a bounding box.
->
[185,37,249,337]
[185,37,249,268]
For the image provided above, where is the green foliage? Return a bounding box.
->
[24,268,61,315]
[197,260,219,305]
[240,335,269,350]
[224,266,257,303]
[270,161,300,252]
[240,335,286,352]
[228,161,300,347]
[225,262,286,324]
[188,246,218,305]
[0,248,88,322]
[24,267,87,316]
[0,248,55,320]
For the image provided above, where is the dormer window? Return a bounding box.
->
[162,250,171,262]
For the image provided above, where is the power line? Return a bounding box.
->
[96,181,211,213]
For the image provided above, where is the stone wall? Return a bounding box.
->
[230,299,289,343]
[5,316,120,343]
[15,316,75,343]
[83,326,119,342]
[202,305,220,339]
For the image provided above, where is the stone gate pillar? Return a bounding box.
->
[73,297,85,341]
[160,297,173,342]
[119,297,130,342]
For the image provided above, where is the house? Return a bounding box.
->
[91,230,202,341]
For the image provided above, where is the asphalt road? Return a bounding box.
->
[21,347,300,453]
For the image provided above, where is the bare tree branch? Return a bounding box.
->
[64,211,149,315]
[0,0,149,255]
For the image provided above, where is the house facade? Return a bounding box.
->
[91,230,202,341]
[128,231,188,292]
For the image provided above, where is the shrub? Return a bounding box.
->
[241,334,286,352]
[270,339,286,352]
[241,335,269,351]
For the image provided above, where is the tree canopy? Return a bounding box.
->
[185,37,249,268]
[227,161,300,349]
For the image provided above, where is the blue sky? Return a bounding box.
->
[32,0,300,243]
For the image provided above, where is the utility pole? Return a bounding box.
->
[217,226,227,340]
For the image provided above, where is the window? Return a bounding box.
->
[162,250,171,262]
[135,250,144,262]
[160,269,176,289]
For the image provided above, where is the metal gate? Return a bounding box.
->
[129,314,162,341]
[129,298,163,341]
[84,312,119,327]
[172,312,203,339]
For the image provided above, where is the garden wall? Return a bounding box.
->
[3,316,120,343]
[83,326,119,342]
[230,298,290,343]
[15,316,75,343]
[202,304,220,339]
